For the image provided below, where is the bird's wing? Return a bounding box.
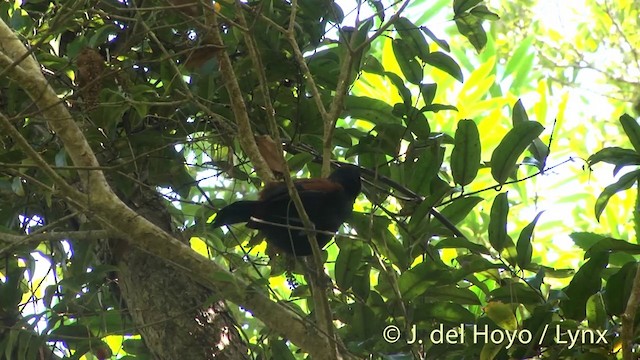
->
[259,179,342,202]
[252,179,342,226]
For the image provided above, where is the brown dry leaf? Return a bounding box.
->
[184,47,221,71]
[255,135,285,177]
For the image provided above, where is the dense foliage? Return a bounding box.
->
[1,0,640,359]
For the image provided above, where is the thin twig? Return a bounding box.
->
[237,4,342,358]
[0,112,87,203]
[355,0,411,53]
[0,230,108,253]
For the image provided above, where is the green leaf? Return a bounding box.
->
[335,241,364,291]
[560,252,609,320]
[333,128,355,148]
[48,324,92,342]
[270,339,296,360]
[420,82,437,106]
[453,0,482,15]
[82,310,126,335]
[425,286,481,305]
[407,146,444,196]
[421,26,450,52]
[489,192,509,252]
[352,264,371,301]
[422,103,458,113]
[586,293,607,330]
[17,331,38,360]
[480,342,504,360]
[451,119,481,185]
[521,303,555,340]
[487,283,543,304]
[385,72,412,105]
[328,2,345,23]
[362,55,385,74]
[11,177,24,196]
[375,228,410,270]
[454,13,487,52]
[584,237,640,258]
[452,254,504,280]
[511,99,529,123]
[374,123,407,155]
[122,338,152,356]
[370,0,385,21]
[307,48,340,88]
[587,147,640,172]
[516,211,544,269]
[352,213,409,270]
[594,169,640,221]
[510,52,535,91]
[287,153,314,172]
[527,265,575,279]
[423,51,464,82]
[395,17,430,61]
[398,262,449,300]
[620,113,640,153]
[349,303,380,340]
[503,36,535,80]
[433,237,490,254]
[401,106,431,139]
[5,329,18,360]
[413,302,476,323]
[438,196,483,226]
[513,102,548,171]
[570,232,607,250]
[343,96,397,124]
[490,121,544,184]
[484,301,517,330]
[352,17,373,49]
[392,38,423,84]
[470,4,500,20]
[604,261,637,315]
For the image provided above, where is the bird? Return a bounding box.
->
[210,165,361,256]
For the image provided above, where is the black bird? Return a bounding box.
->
[210,165,361,256]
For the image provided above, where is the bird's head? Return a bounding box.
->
[329,165,362,199]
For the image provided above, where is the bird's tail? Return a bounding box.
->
[210,200,257,228]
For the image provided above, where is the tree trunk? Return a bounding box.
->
[105,188,249,360]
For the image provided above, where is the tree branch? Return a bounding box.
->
[0,16,335,357]
[622,263,640,360]
[622,179,640,360]
[207,11,274,182]
[236,7,343,359]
